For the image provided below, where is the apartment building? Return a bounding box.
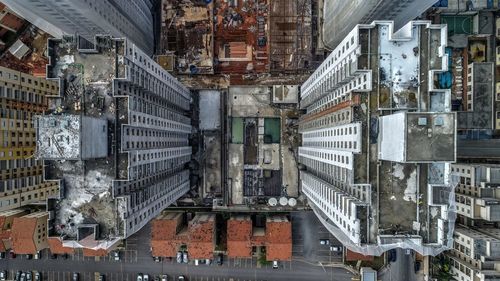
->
[448,226,500,281]
[452,164,500,223]
[323,0,437,49]
[299,21,457,256]
[1,0,155,55]
[39,35,191,254]
[0,66,59,212]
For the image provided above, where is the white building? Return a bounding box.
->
[2,0,155,55]
[299,21,457,256]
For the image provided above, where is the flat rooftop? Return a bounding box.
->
[406,113,456,162]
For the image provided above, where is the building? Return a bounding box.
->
[0,3,25,49]
[299,21,457,256]
[227,214,292,261]
[448,226,500,281]
[151,212,215,260]
[0,209,27,252]
[1,0,155,55]
[0,66,60,212]
[10,211,48,254]
[150,212,215,259]
[452,164,500,223]
[447,164,500,280]
[323,0,437,49]
[40,35,191,254]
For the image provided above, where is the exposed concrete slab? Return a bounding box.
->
[228,144,244,205]
[282,144,298,197]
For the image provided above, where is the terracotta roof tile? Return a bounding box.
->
[82,248,108,257]
[47,237,74,255]
[227,217,253,258]
[345,249,373,262]
[11,216,37,254]
[151,213,216,259]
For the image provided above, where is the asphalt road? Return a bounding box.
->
[378,248,417,281]
[0,218,354,281]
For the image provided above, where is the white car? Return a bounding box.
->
[143,274,149,281]
[176,251,182,263]
[319,239,330,245]
[182,252,188,263]
[272,260,279,269]
[330,246,342,252]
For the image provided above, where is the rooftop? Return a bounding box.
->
[151,212,216,259]
[35,115,81,160]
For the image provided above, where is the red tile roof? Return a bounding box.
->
[265,219,292,261]
[151,213,216,259]
[227,216,253,258]
[345,249,374,262]
[47,237,74,255]
[11,216,37,254]
[82,248,108,257]
[227,215,293,261]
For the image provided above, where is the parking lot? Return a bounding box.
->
[291,212,343,264]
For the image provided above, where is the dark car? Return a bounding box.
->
[216,253,223,266]
[50,253,57,259]
[0,252,5,259]
[25,254,33,260]
[414,261,421,272]
[10,251,16,259]
[98,274,105,281]
[387,249,397,263]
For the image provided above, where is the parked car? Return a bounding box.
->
[160,274,168,281]
[330,246,342,252]
[182,252,188,263]
[72,272,79,281]
[143,274,149,281]
[50,253,57,259]
[137,273,143,281]
[20,272,26,281]
[387,249,397,263]
[34,251,40,259]
[153,256,161,262]
[0,270,6,281]
[98,274,105,281]
[10,251,16,259]
[34,272,41,281]
[176,252,182,263]
[216,253,223,266]
[63,253,69,259]
[194,259,199,266]
[405,249,412,255]
[272,261,279,269]
[25,254,33,260]
[319,239,330,245]
[26,272,32,281]
[0,252,5,259]
[205,259,211,265]
[414,261,422,272]
[15,271,21,281]
[113,251,120,261]
[177,276,185,281]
